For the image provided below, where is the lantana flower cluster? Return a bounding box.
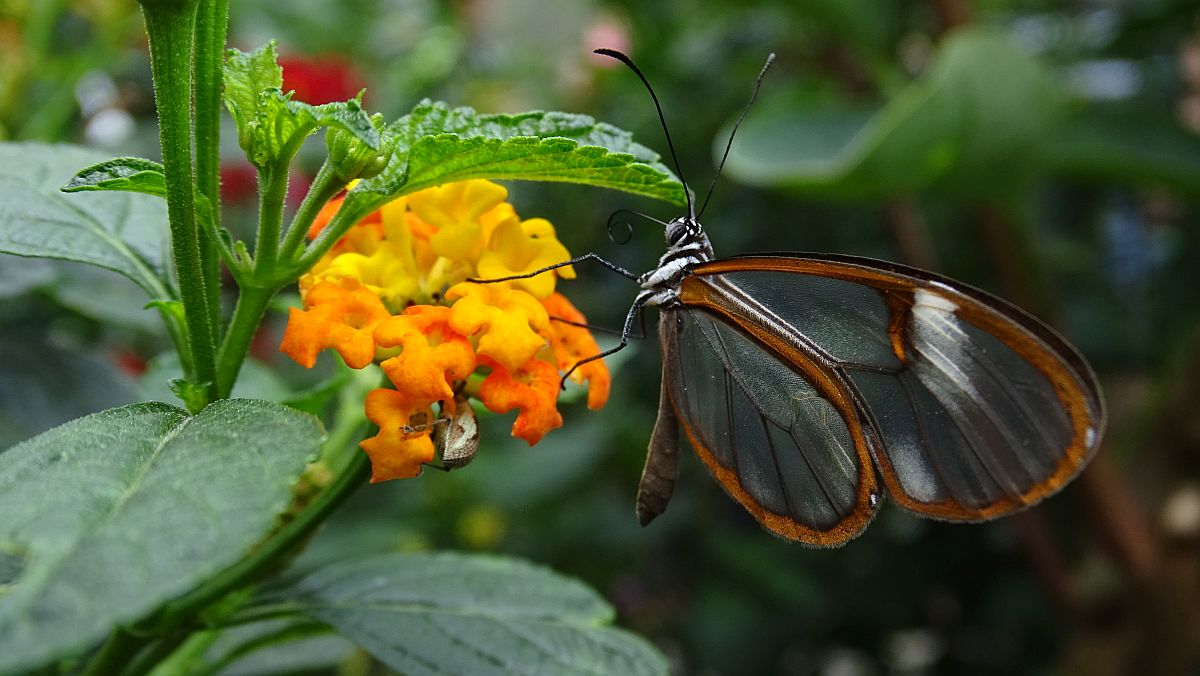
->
[280,179,610,481]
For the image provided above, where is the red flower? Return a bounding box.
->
[220,163,258,204]
[279,54,367,105]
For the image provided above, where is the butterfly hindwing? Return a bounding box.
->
[659,303,881,546]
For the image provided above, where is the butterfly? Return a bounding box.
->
[601,49,1107,546]
[494,49,1105,546]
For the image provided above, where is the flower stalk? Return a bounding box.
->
[139,0,218,411]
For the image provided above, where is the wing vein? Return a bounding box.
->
[706,308,842,520]
[913,336,1035,478]
[763,416,801,521]
[963,341,1062,460]
[897,371,959,505]
[910,351,1027,499]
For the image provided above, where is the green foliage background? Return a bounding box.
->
[3,0,1199,673]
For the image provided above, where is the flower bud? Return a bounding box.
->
[326,113,392,182]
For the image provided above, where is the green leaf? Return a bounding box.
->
[61,157,167,197]
[1042,109,1200,198]
[274,552,668,676]
[224,43,379,168]
[223,42,284,142]
[0,399,324,673]
[52,263,166,333]
[351,100,685,208]
[0,142,171,298]
[0,329,140,449]
[201,619,354,675]
[250,92,379,167]
[722,27,1060,199]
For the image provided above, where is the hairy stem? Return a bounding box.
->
[192,0,230,340]
[278,160,342,269]
[79,628,144,676]
[215,285,275,399]
[141,0,217,410]
[253,164,289,273]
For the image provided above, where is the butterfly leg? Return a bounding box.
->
[549,315,648,340]
[559,290,651,387]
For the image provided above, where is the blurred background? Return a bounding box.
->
[3,0,1200,673]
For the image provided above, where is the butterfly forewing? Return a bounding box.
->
[678,254,1104,525]
[661,304,880,546]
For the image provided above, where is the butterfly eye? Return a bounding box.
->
[666,220,688,245]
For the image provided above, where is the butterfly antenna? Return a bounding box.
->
[594,48,694,220]
[607,208,669,245]
[698,53,775,219]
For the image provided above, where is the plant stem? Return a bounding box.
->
[137,630,222,676]
[192,0,230,340]
[190,621,329,676]
[278,160,342,268]
[141,0,218,408]
[118,630,194,676]
[211,161,293,396]
[883,198,938,271]
[79,628,144,676]
[932,0,972,31]
[215,285,275,398]
[253,163,289,273]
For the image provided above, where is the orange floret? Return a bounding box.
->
[445,282,551,372]
[478,356,563,445]
[360,388,438,481]
[542,293,611,410]
[375,306,477,407]
[307,196,346,240]
[279,278,390,368]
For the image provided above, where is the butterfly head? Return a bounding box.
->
[664,216,713,259]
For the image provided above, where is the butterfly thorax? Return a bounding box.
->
[639,217,713,307]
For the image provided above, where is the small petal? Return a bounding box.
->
[445,283,550,371]
[360,388,437,481]
[478,356,563,445]
[542,293,611,410]
[306,196,345,240]
[279,278,390,368]
[409,180,508,262]
[476,217,574,299]
[375,305,477,405]
[316,242,422,309]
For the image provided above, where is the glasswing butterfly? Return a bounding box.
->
[493,49,1105,546]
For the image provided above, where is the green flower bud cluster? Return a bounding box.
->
[327,113,393,182]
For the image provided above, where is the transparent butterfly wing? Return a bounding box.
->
[670,254,1103,532]
[660,304,880,546]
